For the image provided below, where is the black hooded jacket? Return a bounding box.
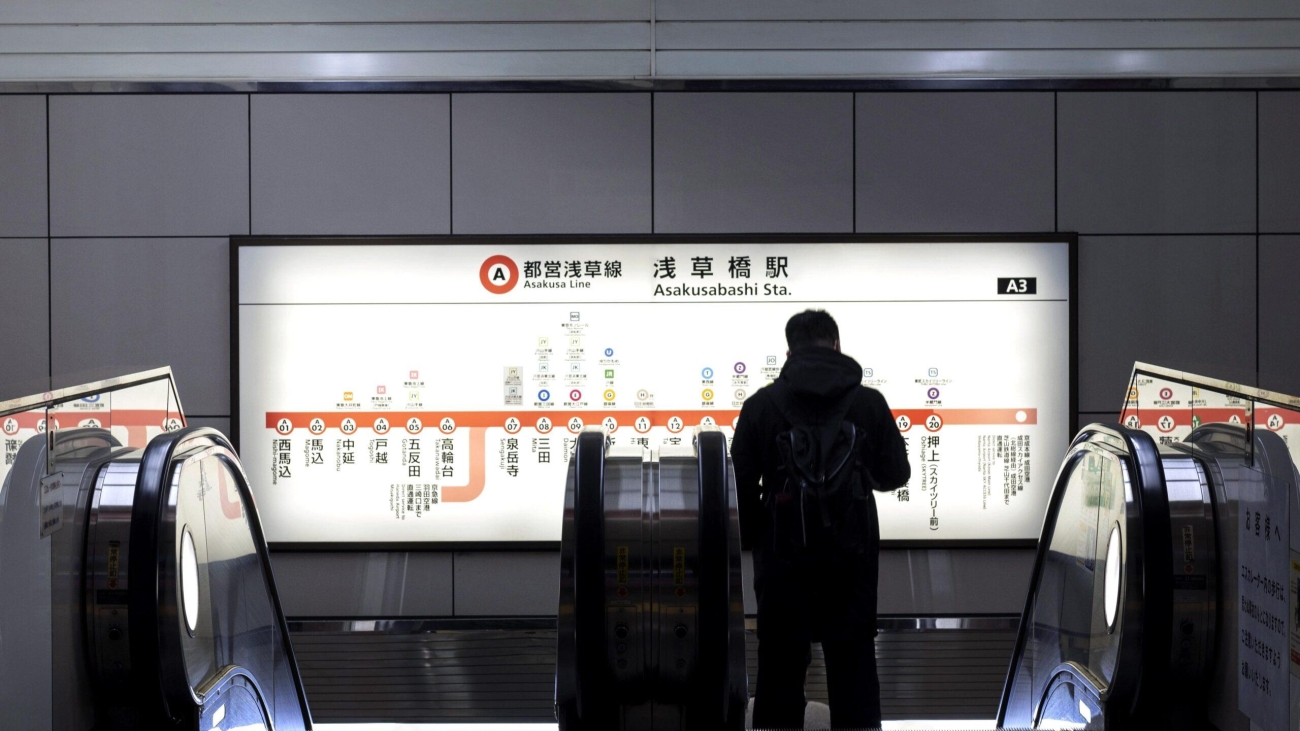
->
[731,347,910,640]
[731,347,911,553]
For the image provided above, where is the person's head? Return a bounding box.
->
[785,309,840,355]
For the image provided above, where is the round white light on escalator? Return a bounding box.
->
[1104,524,1122,630]
[181,528,199,633]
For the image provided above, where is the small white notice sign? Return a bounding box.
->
[1238,469,1289,731]
[39,473,64,538]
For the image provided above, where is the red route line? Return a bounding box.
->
[261,408,1038,433]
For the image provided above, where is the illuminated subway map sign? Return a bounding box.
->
[235,239,1072,544]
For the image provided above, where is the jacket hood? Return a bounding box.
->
[778,347,864,402]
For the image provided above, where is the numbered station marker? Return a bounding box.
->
[373,417,390,434]
[1157,415,1176,433]
[341,417,357,435]
[439,417,456,434]
[602,416,618,433]
[895,414,912,432]
[634,416,651,433]
[667,416,684,433]
[406,417,423,434]
[504,417,521,434]
[309,418,326,435]
[568,416,584,433]
[1267,413,1285,431]
[701,416,716,427]
[2,418,18,435]
[1124,414,1141,429]
[925,414,943,432]
[276,418,293,435]
[536,417,553,433]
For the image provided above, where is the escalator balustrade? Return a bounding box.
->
[1000,420,1298,730]
[0,383,311,731]
[556,426,748,731]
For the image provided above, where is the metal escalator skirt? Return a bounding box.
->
[119,427,312,729]
[998,424,1166,728]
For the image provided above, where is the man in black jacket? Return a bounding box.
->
[732,309,911,729]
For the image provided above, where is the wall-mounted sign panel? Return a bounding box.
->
[235,240,1072,544]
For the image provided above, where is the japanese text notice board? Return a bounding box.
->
[235,239,1073,544]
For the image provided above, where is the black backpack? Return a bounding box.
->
[768,386,879,558]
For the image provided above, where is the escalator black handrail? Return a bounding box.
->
[129,427,312,729]
[1126,425,1172,726]
[571,430,608,727]
[695,429,731,726]
[996,423,1170,727]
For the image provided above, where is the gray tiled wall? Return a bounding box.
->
[0,96,46,237]
[1260,93,1300,233]
[452,93,652,234]
[855,92,1055,233]
[1058,92,1256,234]
[1077,236,1257,413]
[0,239,48,401]
[2,89,1296,618]
[48,95,249,238]
[251,94,451,236]
[1260,236,1300,398]
[49,237,230,414]
[654,92,854,233]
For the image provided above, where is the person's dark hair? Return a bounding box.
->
[785,309,839,351]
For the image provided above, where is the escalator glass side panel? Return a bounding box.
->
[1122,362,1300,477]
[131,427,310,729]
[999,425,1163,728]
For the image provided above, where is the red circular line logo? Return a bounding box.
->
[480,255,519,294]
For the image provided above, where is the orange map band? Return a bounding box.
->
[262,408,1039,431]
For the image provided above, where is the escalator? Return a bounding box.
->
[555,427,749,731]
[998,416,1298,730]
[0,372,311,730]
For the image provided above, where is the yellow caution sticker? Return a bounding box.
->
[617,546,629,585]
[673,547,686,586]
